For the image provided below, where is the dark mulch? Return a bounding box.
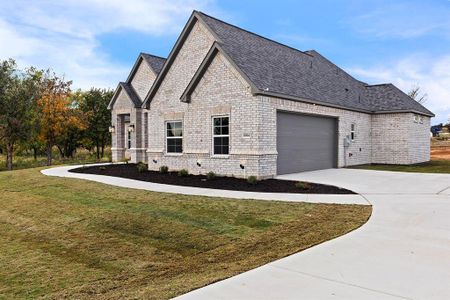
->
[70,164,355,194]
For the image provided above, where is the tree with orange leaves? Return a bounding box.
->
[37,73,85,165]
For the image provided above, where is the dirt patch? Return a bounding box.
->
[431,146,450,160]
[70,164,355,194]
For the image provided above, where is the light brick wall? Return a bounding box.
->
[257,96,373,176]
[110,89,146,163]
[130,60,156,101]
[372,113,430,164]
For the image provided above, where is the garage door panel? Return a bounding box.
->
[277,112,337,174]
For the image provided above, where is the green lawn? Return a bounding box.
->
[0,168,371,299]
[349,160,450,174]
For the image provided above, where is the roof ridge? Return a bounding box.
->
[366,83,395,87]
[196,11,313,58]
[140,52,166,60]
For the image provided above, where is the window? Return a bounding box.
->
[213,116,229,155]
[414,114,419,123]
[350,123,356,141]
[166,121,183,153]
[127,130,132,149]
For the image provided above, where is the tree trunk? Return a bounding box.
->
[6,142,14,171]
[33,147,37,160]
[96,140,100,160]
[101,139,105,158]
[46,143,53,166]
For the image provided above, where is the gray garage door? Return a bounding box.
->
[277,112,337,174]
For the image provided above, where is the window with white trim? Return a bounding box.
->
[350,123,356,141]
[166,121,183,153]
[212,116,229,155]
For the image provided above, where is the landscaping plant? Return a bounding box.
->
[206,171,216,180]
[247,175,258,185]
[178,169,189,177]
[137,162,147,173]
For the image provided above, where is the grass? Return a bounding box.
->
[0,167,371,299]
[0,148,111,172]
[349,160,450,174]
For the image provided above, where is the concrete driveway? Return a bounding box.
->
[176,169,450,300]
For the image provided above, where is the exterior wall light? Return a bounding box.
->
[152,159,157,164]
[196,161,202,167]
[108,126,115,133]
[128,124,135,132]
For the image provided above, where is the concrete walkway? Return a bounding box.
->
[41,165,367,205]
[175,169,450,300]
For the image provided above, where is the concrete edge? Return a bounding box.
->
[40,164,370,205]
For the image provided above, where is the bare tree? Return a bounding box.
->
[408,84,427,104]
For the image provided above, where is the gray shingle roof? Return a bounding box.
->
[120,82,141,107]
[197,12,433,116]
[364,84,433,115]
[141,53,166,74]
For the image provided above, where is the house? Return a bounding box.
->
[108,11,434,178]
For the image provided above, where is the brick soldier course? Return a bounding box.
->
[108,11,433,178]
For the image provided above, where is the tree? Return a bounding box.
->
[37,74,84,165]
[408,84,427,104]
[55,92,86,158]
[79,88,113,159]
[0,59,41,170]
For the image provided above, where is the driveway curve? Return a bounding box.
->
[175,169,450,300]
[40,165,367,205]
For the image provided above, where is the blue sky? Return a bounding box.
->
[0,0,449,123]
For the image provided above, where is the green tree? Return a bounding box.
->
[80,88,113,159]
[0,59,42,170]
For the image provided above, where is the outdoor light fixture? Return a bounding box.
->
[128,124,135,132]
[152,159,157,164]
[108,125,115,133]
[196,161,201,167]
[240,164,245,169]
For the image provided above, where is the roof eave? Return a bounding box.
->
[255,90,373,114]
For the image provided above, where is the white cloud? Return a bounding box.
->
[348,2,450,39]
[347,54,450,124]
[0,0,217,89]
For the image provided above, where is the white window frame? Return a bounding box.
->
[212,115,230,157]
[350,123,356,141]
[165,120,183,155]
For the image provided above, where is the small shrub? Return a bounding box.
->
[159,165,169,174]
[99,166,106,171]
[137,162,147,173]
[295,181,312,190]
[247,176,258,185]
[178,169,189,177]
[206,171,216,180]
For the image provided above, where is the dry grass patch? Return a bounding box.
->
[0,168,371,299]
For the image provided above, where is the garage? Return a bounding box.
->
[276,111,338,174]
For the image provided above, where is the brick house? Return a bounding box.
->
[108,11,433,178]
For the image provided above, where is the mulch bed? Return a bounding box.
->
[70,163,355,194]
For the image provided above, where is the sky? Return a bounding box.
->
[0,0,449,124]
